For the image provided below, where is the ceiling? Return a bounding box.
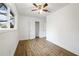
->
[15,3,69,19]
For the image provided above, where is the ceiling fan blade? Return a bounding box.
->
[32,9,37,11]
[43,3,48,8]
[33,3,38,7]
[43,9,48,12]
[43,9,50,12]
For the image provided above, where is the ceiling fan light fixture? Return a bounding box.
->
[38,9,43,14]
[32,3,49,14]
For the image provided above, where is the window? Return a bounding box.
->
[0,3,15,29]
[10,10,15,28]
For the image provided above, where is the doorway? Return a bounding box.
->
[35,21,39,38]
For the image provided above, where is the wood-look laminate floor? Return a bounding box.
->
[14,37,77,56]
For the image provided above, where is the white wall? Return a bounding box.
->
[47,4,79,55]
[18,15,46,40]
[0,4,18,56]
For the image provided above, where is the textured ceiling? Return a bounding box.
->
[15,3,69,18]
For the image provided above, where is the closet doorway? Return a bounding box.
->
[35,21,39,38]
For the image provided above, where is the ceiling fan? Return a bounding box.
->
[32,3,50,14]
